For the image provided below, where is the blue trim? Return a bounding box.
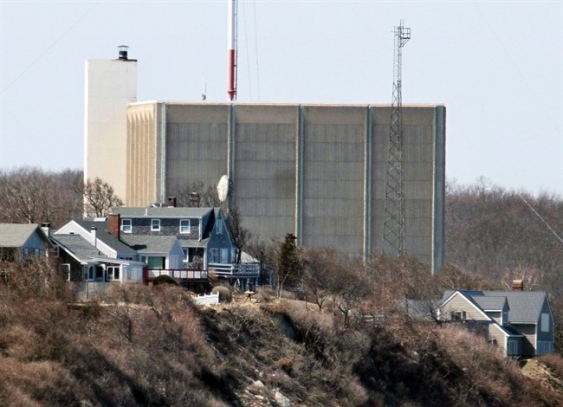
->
[296,105,303,244]
[364,105,372,260]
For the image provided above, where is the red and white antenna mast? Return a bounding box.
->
[227,0,238,101]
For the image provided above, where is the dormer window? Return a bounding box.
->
[151,219,161,231]
[180,219,190,234]
[216,218,223,235]
[121,219,132,233]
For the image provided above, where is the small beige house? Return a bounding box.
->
[438,288,553,357]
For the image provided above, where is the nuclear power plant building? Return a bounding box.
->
[85,54,446,274]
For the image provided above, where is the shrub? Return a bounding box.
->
[212,286,232,303]
[152,275,179,286]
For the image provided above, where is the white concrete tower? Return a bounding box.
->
[84,45,137,201]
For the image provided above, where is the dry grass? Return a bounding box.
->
[1,262,562,406]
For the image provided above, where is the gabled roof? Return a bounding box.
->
[120,235,179,254]
[52,234,109,264]
[442,290,548,325]
[484,291,547,324]
[76,220,136,254]
[0,223,49,248]
[111,207,214,219]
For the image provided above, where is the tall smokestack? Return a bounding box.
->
[227,0,237,101]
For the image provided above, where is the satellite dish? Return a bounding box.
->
[217,175,229,202]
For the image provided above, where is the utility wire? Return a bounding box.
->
[519,194,563,246]
[242,0,252,100]
[252,0,261,101]
[1,1,101,96]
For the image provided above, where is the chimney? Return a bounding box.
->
[91,226,97,248]
[107,213,121,240]
[512,279,524,291]
[168,197,177,208]
[189,192,200,207]
[118,45,129,60]
[41,222,51,237]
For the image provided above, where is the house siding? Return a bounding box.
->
[536,300,553,355]
[513,324,536,357]
[440,294,489,322]
[488,324,508,354]
[487,311,502,325]
[130,218,201,239]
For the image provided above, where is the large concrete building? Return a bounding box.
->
[85,52,446,273]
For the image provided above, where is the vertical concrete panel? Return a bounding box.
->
[127,103,158,206]
[165,104,229,194]
[302,106,365,253]
[369,105,445,272]
[233,105,298,241]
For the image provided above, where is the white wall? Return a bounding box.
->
[84,58,137,201]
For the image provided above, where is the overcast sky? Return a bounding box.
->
[1,1,561,197]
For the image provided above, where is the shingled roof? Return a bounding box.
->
[0,224,48,248]
[442,290,548,325]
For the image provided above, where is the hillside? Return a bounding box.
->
[1,282,562,407]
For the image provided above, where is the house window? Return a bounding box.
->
[182,248,189,262]
[151,219,161,231]
[107,266,120,281]
[541,313,550,333]
[210,249,218,263]
[216,218,223,235]
[451,311,466,321]
[121,219,132,233]
[180,219,190,234]
[220,248,229,263]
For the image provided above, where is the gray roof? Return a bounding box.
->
[443,290,547,324]
[181,238,209,248]
[484,291,547,324]
[120,235,178,254]
[52,234,109,263]
[77,220,136,254]
[111,207,213,219]
[472,296,508,311]
[399,299,440,320]
[0,223,46,247]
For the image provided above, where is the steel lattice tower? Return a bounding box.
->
[384,21,411,256]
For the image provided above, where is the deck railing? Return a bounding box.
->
[208,262,260,277]
[142,267,208,284]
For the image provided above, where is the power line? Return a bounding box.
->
[519,194,563,246]
[1,1,101,96]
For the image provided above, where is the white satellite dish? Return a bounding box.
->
[217,175,229,202]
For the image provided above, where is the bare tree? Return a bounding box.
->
[223,204,251,264]
[302,247,341,312]
[76,177,123,218]
[0,167,82,227]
